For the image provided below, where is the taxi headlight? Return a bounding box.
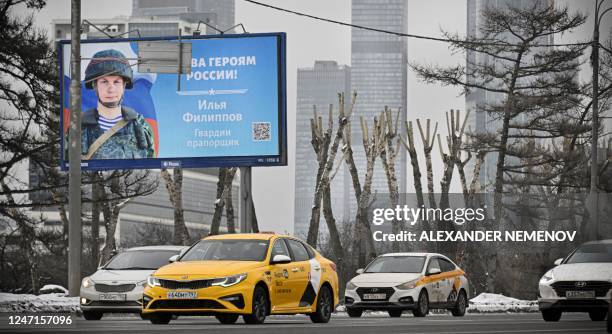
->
[539,270,554,284]
[396,278,420,290]
[147,276,161,287]
[81,277,94,288]
[211,273,247,288]
[345,281,357,290]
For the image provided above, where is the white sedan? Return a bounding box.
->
[539,239,612,322]
[344,252,469,317]
[80,245,186,320]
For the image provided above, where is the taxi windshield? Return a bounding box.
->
[364,256,426,273]
[180,239,270,262]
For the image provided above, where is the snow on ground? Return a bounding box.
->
[469,293,538,313]
[0,291,536,314]
[0,292,79,313]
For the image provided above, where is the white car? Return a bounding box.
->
[538,239,612,322]
[80,245,186,320]
[344,252,469,317]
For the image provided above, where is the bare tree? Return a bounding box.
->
[307,93,353,251]
[379,107,402,252]
[210,167,238,235]
[416,119,438,209]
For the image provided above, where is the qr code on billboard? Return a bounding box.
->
[252,122,271,141]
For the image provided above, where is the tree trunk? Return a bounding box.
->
[322,183,345,262]
[210,168,228,235]
[161,168,190,245]
[224,168,237,233]
[91,173,101,267]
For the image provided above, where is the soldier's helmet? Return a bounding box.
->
[84,49,133,89]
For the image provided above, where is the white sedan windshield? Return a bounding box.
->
[365,256,426,273]
[565,244,612,264]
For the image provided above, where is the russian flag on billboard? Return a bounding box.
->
[62,73,159,156]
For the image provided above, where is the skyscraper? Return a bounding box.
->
[350,0,408,211]
[294,61,351,237]
[132,0,235,34]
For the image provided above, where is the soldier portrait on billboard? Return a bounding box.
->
[79,49,155,160]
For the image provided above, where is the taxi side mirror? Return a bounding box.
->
[168,254,179,263]
[554,258,563,266]
[356,268,364,274]
[271,254,291,264]
[426,268,441,276]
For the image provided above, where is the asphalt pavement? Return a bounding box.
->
[0,313,606,334]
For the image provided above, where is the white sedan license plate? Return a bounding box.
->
[566,290,595,298]
[99,293,126,301]
[363,293,386,300]
[167,291,197,299]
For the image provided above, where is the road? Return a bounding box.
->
[0,313,606,334]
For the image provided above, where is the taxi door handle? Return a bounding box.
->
[313,266,320,271]
[291,268,299,272]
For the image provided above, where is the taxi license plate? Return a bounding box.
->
[363,293,386,300]
[566,290,595,298]
[99,293,126,301]
[167,291,197,299]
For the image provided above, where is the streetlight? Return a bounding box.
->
[589,0,611,240]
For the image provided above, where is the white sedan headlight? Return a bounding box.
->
[147,276,161,287]
[539,270,554,284]
[81,277,94,288]
[345,281,357,290]
[396,278,420,290]
[211,273,247,287]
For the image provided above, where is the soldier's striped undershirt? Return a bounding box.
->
[98,115,122,132]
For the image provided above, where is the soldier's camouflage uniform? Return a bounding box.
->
[81,106,155,160]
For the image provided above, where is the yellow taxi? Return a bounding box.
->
[142,233,339,324]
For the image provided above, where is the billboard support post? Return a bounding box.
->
[68,0,82,297]
[240,167,253,233]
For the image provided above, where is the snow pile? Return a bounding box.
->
[39,285,69,295]
[0,292,79,313]
[469,293,538,313]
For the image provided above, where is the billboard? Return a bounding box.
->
[59,33,286,170]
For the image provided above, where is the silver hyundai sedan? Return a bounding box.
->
[80,245,186,320]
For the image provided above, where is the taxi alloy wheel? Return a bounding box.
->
[310,286,333,323]
[243,286,267,324]
[413,290,429,317]
[215,313,240,324]
[451,290,467,317]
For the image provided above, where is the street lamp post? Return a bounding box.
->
[589,0,611,240]
[68,0,82,297]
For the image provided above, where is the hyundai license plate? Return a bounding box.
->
[167,291,197,299]
[363,293,386,300]
[99,294,126,301]
[566,290,595,298]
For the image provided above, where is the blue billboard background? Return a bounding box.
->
[59,33,286,171]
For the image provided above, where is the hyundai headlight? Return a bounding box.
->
[345,281,357,290]
[147,276,161,287]
[81,277,94,288]
[539,270,554,284]
[211,273,247,288]
[396,278,420,290]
